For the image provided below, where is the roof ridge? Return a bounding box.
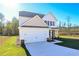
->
[19,11,44,18]
[19,11,44,15]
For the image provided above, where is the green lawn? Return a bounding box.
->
[0,36,26,56]
[59,35,79,39]
[55,35,79,50]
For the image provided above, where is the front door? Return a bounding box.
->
[49,30,55,41]
[52,30,55,39]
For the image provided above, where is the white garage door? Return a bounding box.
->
[19,27,49,43]
[25,32,48,43]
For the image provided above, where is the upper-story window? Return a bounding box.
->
[44,21,55,26]
[50,21,52,26]
[44,21,49,25]
[49,21,55,26]
[44,21,47,24]
[52,21,55,26]
[48,21,50,26]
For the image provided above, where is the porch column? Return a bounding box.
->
[49,30,52,39]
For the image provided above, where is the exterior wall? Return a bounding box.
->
[42,13,57,28]
[42,13,56,21]
[19,16,31,26]
[19,27,49,43]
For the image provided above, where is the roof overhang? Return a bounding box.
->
[21,26,49,28]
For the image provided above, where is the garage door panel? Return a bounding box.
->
[20,28,49,43]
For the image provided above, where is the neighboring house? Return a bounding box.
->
[19,11,58,43]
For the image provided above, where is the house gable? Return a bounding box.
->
[22,15,48,28]
[42,13,57,21]
[19,16,31,26]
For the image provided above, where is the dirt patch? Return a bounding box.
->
[16,37,21,47]
[0,36,11,46]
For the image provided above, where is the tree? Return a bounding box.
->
[2,21,12,36]
[63,22,66,27]
[66,16,71,35]
[2,17,19,36]
[0,13,4,20]
[11,17,19,35]
[59,21,62,29]
[0,13,5,35]
[0,21,2,34]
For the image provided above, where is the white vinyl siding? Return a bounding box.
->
[22,15,48,27]
[19,16,31,26]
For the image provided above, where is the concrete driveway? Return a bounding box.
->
[25,41,79,56]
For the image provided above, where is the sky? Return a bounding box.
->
[19,3,79,26]
[0,3,79,26]
[0,3,19,22]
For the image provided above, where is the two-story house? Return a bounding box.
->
[19,11,58,43]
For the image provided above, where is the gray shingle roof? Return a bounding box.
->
[19,11,44,18]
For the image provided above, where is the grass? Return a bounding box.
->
[55,35,79,50]
[59,35,79,39]
[0,36,26,56]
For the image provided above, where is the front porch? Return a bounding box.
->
[47,28,58,42]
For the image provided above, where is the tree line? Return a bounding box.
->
[0,13,19,36]
[58,16,79,36]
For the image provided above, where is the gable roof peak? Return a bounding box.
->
[22,15,48,27]
[47,12,55,16]
[42,12,57,21]
[33,15,41,18]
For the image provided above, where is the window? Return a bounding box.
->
[52,21,55,26]
[44,21,55,26]
[45,21,49,26]
[50,21,52,26]
[48,21,49,26]
[49,21,55,26]
[44,21,47,24]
